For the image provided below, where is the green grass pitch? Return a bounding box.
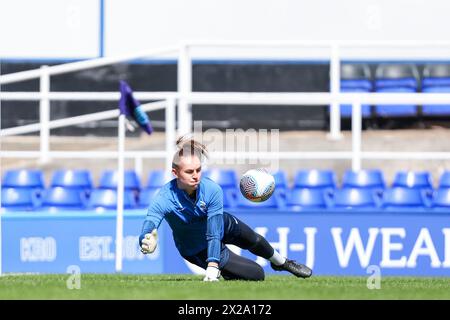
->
[0,274,449,300]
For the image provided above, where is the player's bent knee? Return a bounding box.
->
[253,265,265,281]
[246,264,265,281]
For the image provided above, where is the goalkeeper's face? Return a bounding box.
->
[172,155,202,193]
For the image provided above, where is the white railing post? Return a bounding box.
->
[134,156,143,180]
[177,44,192,137]
[352,100,362,171]
[165,98,176,174]
[328,43,343,141]
[115,114,126,272]
[39,65,50,163]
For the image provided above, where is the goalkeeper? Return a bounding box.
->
[139,137,312,281]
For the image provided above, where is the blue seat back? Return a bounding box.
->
[272,171,288,189]
[99,170,141,191]
[88,189,137,210]
[374,86,418,117]
[203,169,237,189]
[392,171,433,190]
[375,78,418,90]
[2,169,45,189]
[422,77,450,87]
[293,169,336,189]
[51,169,93,190]
[341,79,372,91]
[342,169,385,189]
[234,191,280,209]
[285,188,328,209]
[439,171,450,188]
[138,188,161,208]
[332,188,379,209]
[1,188,38,210]
[382,187,427,208]
[146,170,170,188]
[374,64,419,117]
[431,188,450,208]
[40,187,86,210]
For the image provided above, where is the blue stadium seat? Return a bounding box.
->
[223,190,237,209]
[342,169,386,190]
[51,170,93,193]
[430,188,450,209]
[203,168,238,189]
[421,64,450,115]
[381,187,428,210]
[138,188,161,208]
[331,188,380,209]
[293,169,337,190]
[374,64,419,117]
[338,82,373,118]
[1,188,39,211]
[392,171,433,190]
[439,171,450,188]
[204,168,239,208]
[146,170,170,189]
[40,187,87,211]
[87,189,137,210]
[285,188,329,210]
[273,170,288,189]
[2,169,45,190]
[333,63,372,118]
[272,170,289,199]
[234,191,281,209]
[98,170,141,191]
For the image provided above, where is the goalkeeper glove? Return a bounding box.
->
[203,265,220,282]
[140,229,158,254]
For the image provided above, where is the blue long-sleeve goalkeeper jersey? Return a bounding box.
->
[140,177,224,264]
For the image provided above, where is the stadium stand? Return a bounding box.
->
[374,63,420,117]
[421,64,450,116]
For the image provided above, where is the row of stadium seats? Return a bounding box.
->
[336,63,450,117]
[1,168,450,211]
[1,185,450,211]
[2,168,450,191]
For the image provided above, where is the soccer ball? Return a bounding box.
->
[240,168,275,202]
